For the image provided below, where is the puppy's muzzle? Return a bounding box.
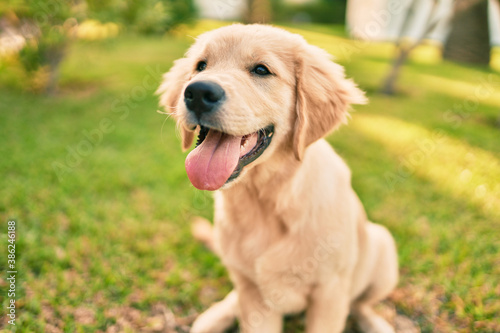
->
[184,81,225,120]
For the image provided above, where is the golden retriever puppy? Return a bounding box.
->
[157,24,399,333]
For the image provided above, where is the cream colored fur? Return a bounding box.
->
[158,24,399,333]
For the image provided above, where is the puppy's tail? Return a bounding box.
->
[191,217,218,254]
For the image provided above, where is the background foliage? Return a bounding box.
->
[1,0,196,93]
[271,0,347,24]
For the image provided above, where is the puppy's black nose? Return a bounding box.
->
[184,81,225,118]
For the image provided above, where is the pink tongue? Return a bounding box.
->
[185,130,243,191]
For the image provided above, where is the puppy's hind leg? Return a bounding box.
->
[352,223,398,333]
[191,290,239,333]
[191,217,219,255]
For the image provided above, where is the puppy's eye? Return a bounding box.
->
[196,61,207,72]
[252,64,271,76]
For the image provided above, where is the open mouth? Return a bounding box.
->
[185,125,274,191]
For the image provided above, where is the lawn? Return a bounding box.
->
[0,20,499,333]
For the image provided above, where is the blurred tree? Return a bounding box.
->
[245,0,272,23]
[2,0,82,94]
[2,0,196,94]
[314,0,348,23]
[86,0,197,35]
[443,0,491,65]
[164,0,198,28]
[85,0,121,23]
[381,1,447,95]
[271,0,347,24]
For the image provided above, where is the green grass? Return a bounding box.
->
[1,20,499,332]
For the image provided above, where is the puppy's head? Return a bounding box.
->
[157,24,366,191]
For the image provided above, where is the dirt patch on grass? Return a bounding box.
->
[58,81,100,99]
[103,303,196,333]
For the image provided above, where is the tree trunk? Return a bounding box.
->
[443,0,491,65]
[43,44,65,95]
[381,45,413,95]
[379,0,442,95]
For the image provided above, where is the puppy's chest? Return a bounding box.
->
[215,203,286,280]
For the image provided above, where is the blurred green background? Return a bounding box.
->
[0,0,499,332]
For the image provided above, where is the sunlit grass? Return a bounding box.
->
[352,114,500,220]
[169,19,230,39]
[77,19,121,40]
[410,42,442,64]
[415,72,500,108]
[491,47,500,72]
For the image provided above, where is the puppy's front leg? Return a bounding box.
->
[305,277,351,333]
[191,290,238,333]
[232,271,283,333]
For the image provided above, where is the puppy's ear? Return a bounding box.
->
[157,58,195,151]
[293,45,367,160]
